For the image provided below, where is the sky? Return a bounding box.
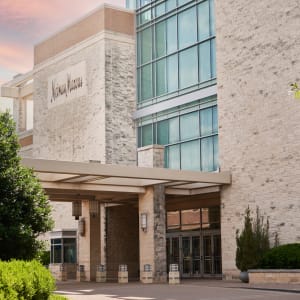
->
[0,0,126,111]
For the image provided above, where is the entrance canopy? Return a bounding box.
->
[22,158,231,203]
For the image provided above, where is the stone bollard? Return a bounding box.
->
[118,264,128,283]
[169,264,180,284]
[77,265,86,282]
[96,264,106,283]
[58,264,67,281]
[141,264,153,284]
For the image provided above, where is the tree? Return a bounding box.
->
[0,111,53,260]
[236,206,270,271]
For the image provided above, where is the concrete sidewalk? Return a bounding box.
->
[55,280,300,300]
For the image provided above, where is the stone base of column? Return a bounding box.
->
[96,271,106,283]
[141,271,153,283]
[118,271,128,283]
[169,271,180,284]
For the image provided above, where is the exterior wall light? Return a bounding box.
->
[141,213,148,232]
[78,218,85,236]
[72,200,82,220]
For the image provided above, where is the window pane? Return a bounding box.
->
[201,136,214,171]
[179,46,198,89]
[167,16,177,54]
[178,0,190,6]
[141,27,152,64]
[64,244,76,263]
[169,144,180,169]
[155,2,165,17]
[181,140,200,171]
[211,38,216,78]
[180,111,199,140]
[198,1,210,41]
[141,64,152,100]
[181,209,200,225]
[166,0,176,11]
[167,211,180,229]
[213,135,219,171]
[169,117,179,143]
[156,58,167,96]
[140,9,151,24]
[138,127,142,147]
[212,106,218,133]
[157,120,169,144]
[53,245,62,263]
[199,41,211,82]
[178,7,197,49]
[155,21,166,58]
[200,107,213,136]
[210,0,215,36]
[167,54,178,92]
[142,124,153,146]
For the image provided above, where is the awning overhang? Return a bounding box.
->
[21,158,231,203]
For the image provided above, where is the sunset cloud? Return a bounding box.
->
[0,0,126,83]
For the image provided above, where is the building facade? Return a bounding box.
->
[1,0,300,281]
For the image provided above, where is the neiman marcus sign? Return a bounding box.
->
[47,61,87,108]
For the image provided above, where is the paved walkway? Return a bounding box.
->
[55,280,300,300]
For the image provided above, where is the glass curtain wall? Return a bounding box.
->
[136,0,216,106]
[138,97,218,171]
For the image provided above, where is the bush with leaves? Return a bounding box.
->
[236,207,270,271]
[0,260,55,300]
[259,243,300,269]
[0,111,53,260]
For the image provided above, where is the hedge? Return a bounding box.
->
[259,243,300,269]
[0,260,55,300]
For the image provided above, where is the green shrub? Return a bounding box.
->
[259,243,300,269]
[236,207,270,271]
[0,260,55,300]
[49,294,68,300]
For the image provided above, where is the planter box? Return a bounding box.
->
[248,269,300,284]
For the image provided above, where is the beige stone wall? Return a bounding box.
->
[215,0,300,277]
[249,270,300,284]
[33,30,136,233]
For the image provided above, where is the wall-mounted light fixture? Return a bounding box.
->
[78,218,85,236]
[72,200,82,220]
[141,213,148,232]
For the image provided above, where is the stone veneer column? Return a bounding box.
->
[137,145,167,282]
[78,200,101,281]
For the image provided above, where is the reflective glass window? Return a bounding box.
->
[156,58,167,96]
[167,16,177,54]
[199,41,211,82]
[180,111,199,140]
[140,9,151,24]
[200,107,213,136]
[157,120,169,144]
[155,2,165,17]
[141,64,152,100]
[155,21,166,58]
[179,46,198,89]
[178,0,191,6]
[142,124,153,146]
[211,38,216,78]
[198,1,210,41]
[201,136,214,171]
[166,0,177,11]
[168,144,180,169]
[167,54,178,92]
[178,7,197,49]
[181,140,200,171]
[169,117,179,143]
[212,106,218,133]
[213,135,219,170]
[210,0,215,36]
[141,27,152,64]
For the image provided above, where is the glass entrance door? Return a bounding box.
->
[167,232,221,278]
